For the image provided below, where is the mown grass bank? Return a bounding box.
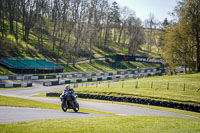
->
[68,73,200,106]
[0,116,199,133]
[63,60,160,72]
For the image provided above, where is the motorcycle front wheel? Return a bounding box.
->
[73,101,79,112]
[61,101,68,112]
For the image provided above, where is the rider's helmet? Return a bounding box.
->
[64,85,70,91]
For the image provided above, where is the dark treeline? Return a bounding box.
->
[0,0,146,65]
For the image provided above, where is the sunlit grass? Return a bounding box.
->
[0,116,199,133]
[72,73,200,105]
[0,95,114,116]
[63,60,159,72]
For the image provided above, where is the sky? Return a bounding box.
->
[113,0,178,22]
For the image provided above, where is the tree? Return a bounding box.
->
[110,1,120,44]
[127,16,144,56]
[176,0,200,72]
[117,7,134,46]
[0,0,7,38]
[144,13,159,52]
[162,18,169,29]
[162,22,196,73]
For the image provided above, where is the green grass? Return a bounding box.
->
[63,60,160,72]
[0,95,114,116]
[70,73,200,106]
[0,87,24,90]
[78,98,200,118]
[34,93,200,118]
[0,66,14,75]
[1,19,161,64]
[0,116,199,133]
[0,95,61,110]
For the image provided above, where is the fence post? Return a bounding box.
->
[96,82,98,87]
[122,80,124,88]
[183,84,185,91]
[167,82,169,90]
[151,82,153,88]
[135,81,138,88]
[108,82,110,88]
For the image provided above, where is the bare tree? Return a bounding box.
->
[144,13,159,52]
[127,16,144,56]
[118,7,135,46]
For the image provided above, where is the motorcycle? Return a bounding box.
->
[60,91,79,112]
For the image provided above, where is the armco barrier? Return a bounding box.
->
[0,67,167,80]
[46,93,200,113]
[43,74,140,86]
[0,82,32,88]
[43,70,159,86]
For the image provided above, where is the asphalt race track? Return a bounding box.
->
[0,82,198,124]
[0,106,107,124]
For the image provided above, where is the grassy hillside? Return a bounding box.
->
[71,73,200,106]
[63,60,160,72]
[0,20,161,73]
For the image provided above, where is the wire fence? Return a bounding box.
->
[81,80,200,92]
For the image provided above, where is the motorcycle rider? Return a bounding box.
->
[63,85,76,101]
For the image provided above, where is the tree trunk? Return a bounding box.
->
[52,18,57,51]
[8,0,14,35]
[89,37,93,63]
[118,24,124,45]
[0,9,5,38]
[104,26,109,47]
[15,20,18,43]
[196,32,200,72]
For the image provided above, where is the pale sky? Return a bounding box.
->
[113,0,178,22]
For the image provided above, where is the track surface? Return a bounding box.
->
[0,82,198,124]
[0,106,106,124]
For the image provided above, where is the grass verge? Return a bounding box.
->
[0,95,114,116]
[78,98,200,118]
[33,93,200,118]
[70,73,200,106]
[0,116,199,133]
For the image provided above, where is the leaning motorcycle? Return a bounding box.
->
[60,91,79,112]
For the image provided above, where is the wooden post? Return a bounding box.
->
[108,82,110,88]
[96,82,98,87]
[167,82,169,90]
[135,81,138,88]
[151,82,153,88]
